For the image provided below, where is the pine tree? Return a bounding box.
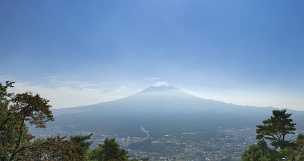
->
[90,138,128,161]
[0,81,92,161]
[0,81,53,161]
[256,109,296,149]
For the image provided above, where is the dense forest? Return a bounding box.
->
[1,81,303,161]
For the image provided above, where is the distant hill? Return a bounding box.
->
[32,85,304,137]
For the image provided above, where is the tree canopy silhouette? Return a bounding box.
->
[256,109,296,149]
[0,81,92,161]
[242,109,304,161]
[0,81,145,161]
[90,138,129,161]
[0,81,54,161]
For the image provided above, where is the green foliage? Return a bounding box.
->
[282,134,304,161]
[17,135,92,161]
[0,81,54,161]
[0,80,142,161]
[0,81,91,161]
[256,109,296,149]
[250,134,304,161]
[90,138,129,161]
[70,134,93,161]
[242,140,280,161]
[242,109,304,161]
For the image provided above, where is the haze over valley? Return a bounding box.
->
[32,84,304,161]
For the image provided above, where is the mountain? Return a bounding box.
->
[33,85,304,137]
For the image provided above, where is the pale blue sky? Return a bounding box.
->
[1,0,304,109]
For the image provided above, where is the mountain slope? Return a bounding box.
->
[35,85,304,137]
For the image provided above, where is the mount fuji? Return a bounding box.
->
[36,85,304,137]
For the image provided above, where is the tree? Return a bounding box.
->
[0,81,53,161]
[1,80,140,161]
[70,134,93,161]
[90,138,128,161]
[282,134,304,161]
[256,109,296,149]
[242,140,279,161]
[242,109,303,161]
[18,135,92,161]
[0,81,92,161]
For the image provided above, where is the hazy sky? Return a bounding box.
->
[1,0,304,109]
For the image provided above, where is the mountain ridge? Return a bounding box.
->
[35,84,304,138]
[55,85,273,112]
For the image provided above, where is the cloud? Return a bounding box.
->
[152,81,170,87]
[183,87,304,111]
[2,76,303,110]
[9,80,138,109]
